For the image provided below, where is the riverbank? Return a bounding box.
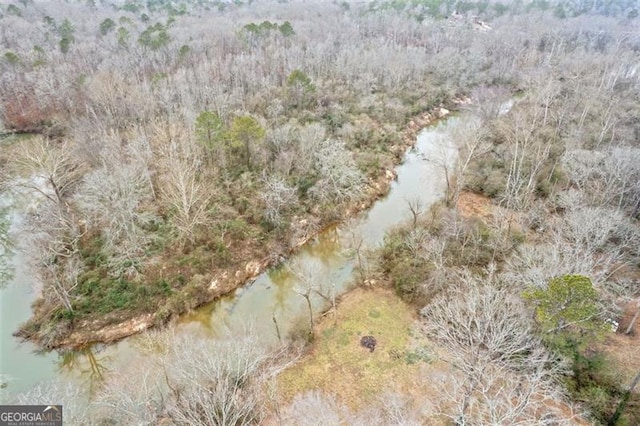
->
[13,99,466,350]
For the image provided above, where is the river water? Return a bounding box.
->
[0,116,461,396]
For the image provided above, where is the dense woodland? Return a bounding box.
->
[1,0,640,424]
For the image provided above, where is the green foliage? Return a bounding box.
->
[138,23,170,50]
[99,18,116,36]
[58,18,75,41]
[43,15,55,28]
[552,339,640,425]
[287,69,316,109]
[524,275,605,340]
[122,1,140,13]
[178,44,190,59]
[568,350,622,423]
[522,275,634,422]
[3,51,20,65]
[59,38,72,54]
[379,210,520,304]
[195,110,224,151]
[227,115,265,170]
[279,21,295,37]
[399,345,434,364]
[380,231,433,303]
[118,16,133,25]
[243,20,295,38]
[493,2,509,15]
[7,4,21,17]
[554,4,567,18]
[74,272,172,316]
[287,69,315,92]
[117,26,130,48]
[58,19,75,54]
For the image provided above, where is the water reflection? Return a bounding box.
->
[58,345,108,393]
[175,118,461,347]
[1,116,464,395]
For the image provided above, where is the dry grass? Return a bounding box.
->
[274,284,591,425]
[457,191,494,219]
[602,303,640,387]
[276,286,448,413]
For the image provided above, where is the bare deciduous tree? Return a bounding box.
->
[12,153,80,312]
[164,331,284,426]
[450,117,490,205]
[0,206,12,289]
[504,201,637,289]
[14,137,84,211]
[421,272,568,424]
[289,258,337,331]
[13,380,92,425]
[280,390,344,426]
[260,173,297,226]
[78,159,157,277]
[309,138,364,206]
[425,133,458,206]
[158,139,211,244]
[405,197,424,228]
[280,390,424,426]
[95,328,289,425]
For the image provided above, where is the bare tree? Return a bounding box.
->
[163,331,285,426]
[603,278,640,335]
[13,380,92,425]
[280,390,344,425]
[0,206,12,289]
[421,272,567,424]
[11,137,85,306]
[289,258,337,331]
[342,218,372,286]
[14,137,84,212]
[95,328,290,425]
[280,390,425,426]
[450,117,491,205]
[78,158,158,277]
[309,138,364,206]
[425,133,458,206]
[466,85,512,121]
[562,147,640,216]
[504,201,637,289]
[260,173,297,226]
[21,194,83,312]
[158,138,211,244]
[405,197,424,228]
[295,123,326,173]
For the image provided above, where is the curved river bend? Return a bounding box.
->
[0,116,462,395]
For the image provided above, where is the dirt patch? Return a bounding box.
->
[602,305,640,384]
[457,191,494,219]
[58,313,155,348]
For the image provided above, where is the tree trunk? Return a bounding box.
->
[608,371,640,426]
[625,304,640,335]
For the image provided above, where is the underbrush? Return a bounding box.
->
[378,204,523,305]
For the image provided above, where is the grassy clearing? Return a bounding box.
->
[277,286,440,409]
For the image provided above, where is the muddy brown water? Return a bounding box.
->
[0,116,462,395]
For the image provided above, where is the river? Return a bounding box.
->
[0,115,461,396]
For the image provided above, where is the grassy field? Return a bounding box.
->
[277,286,447,411]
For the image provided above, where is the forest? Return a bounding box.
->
[1,0,639,424]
